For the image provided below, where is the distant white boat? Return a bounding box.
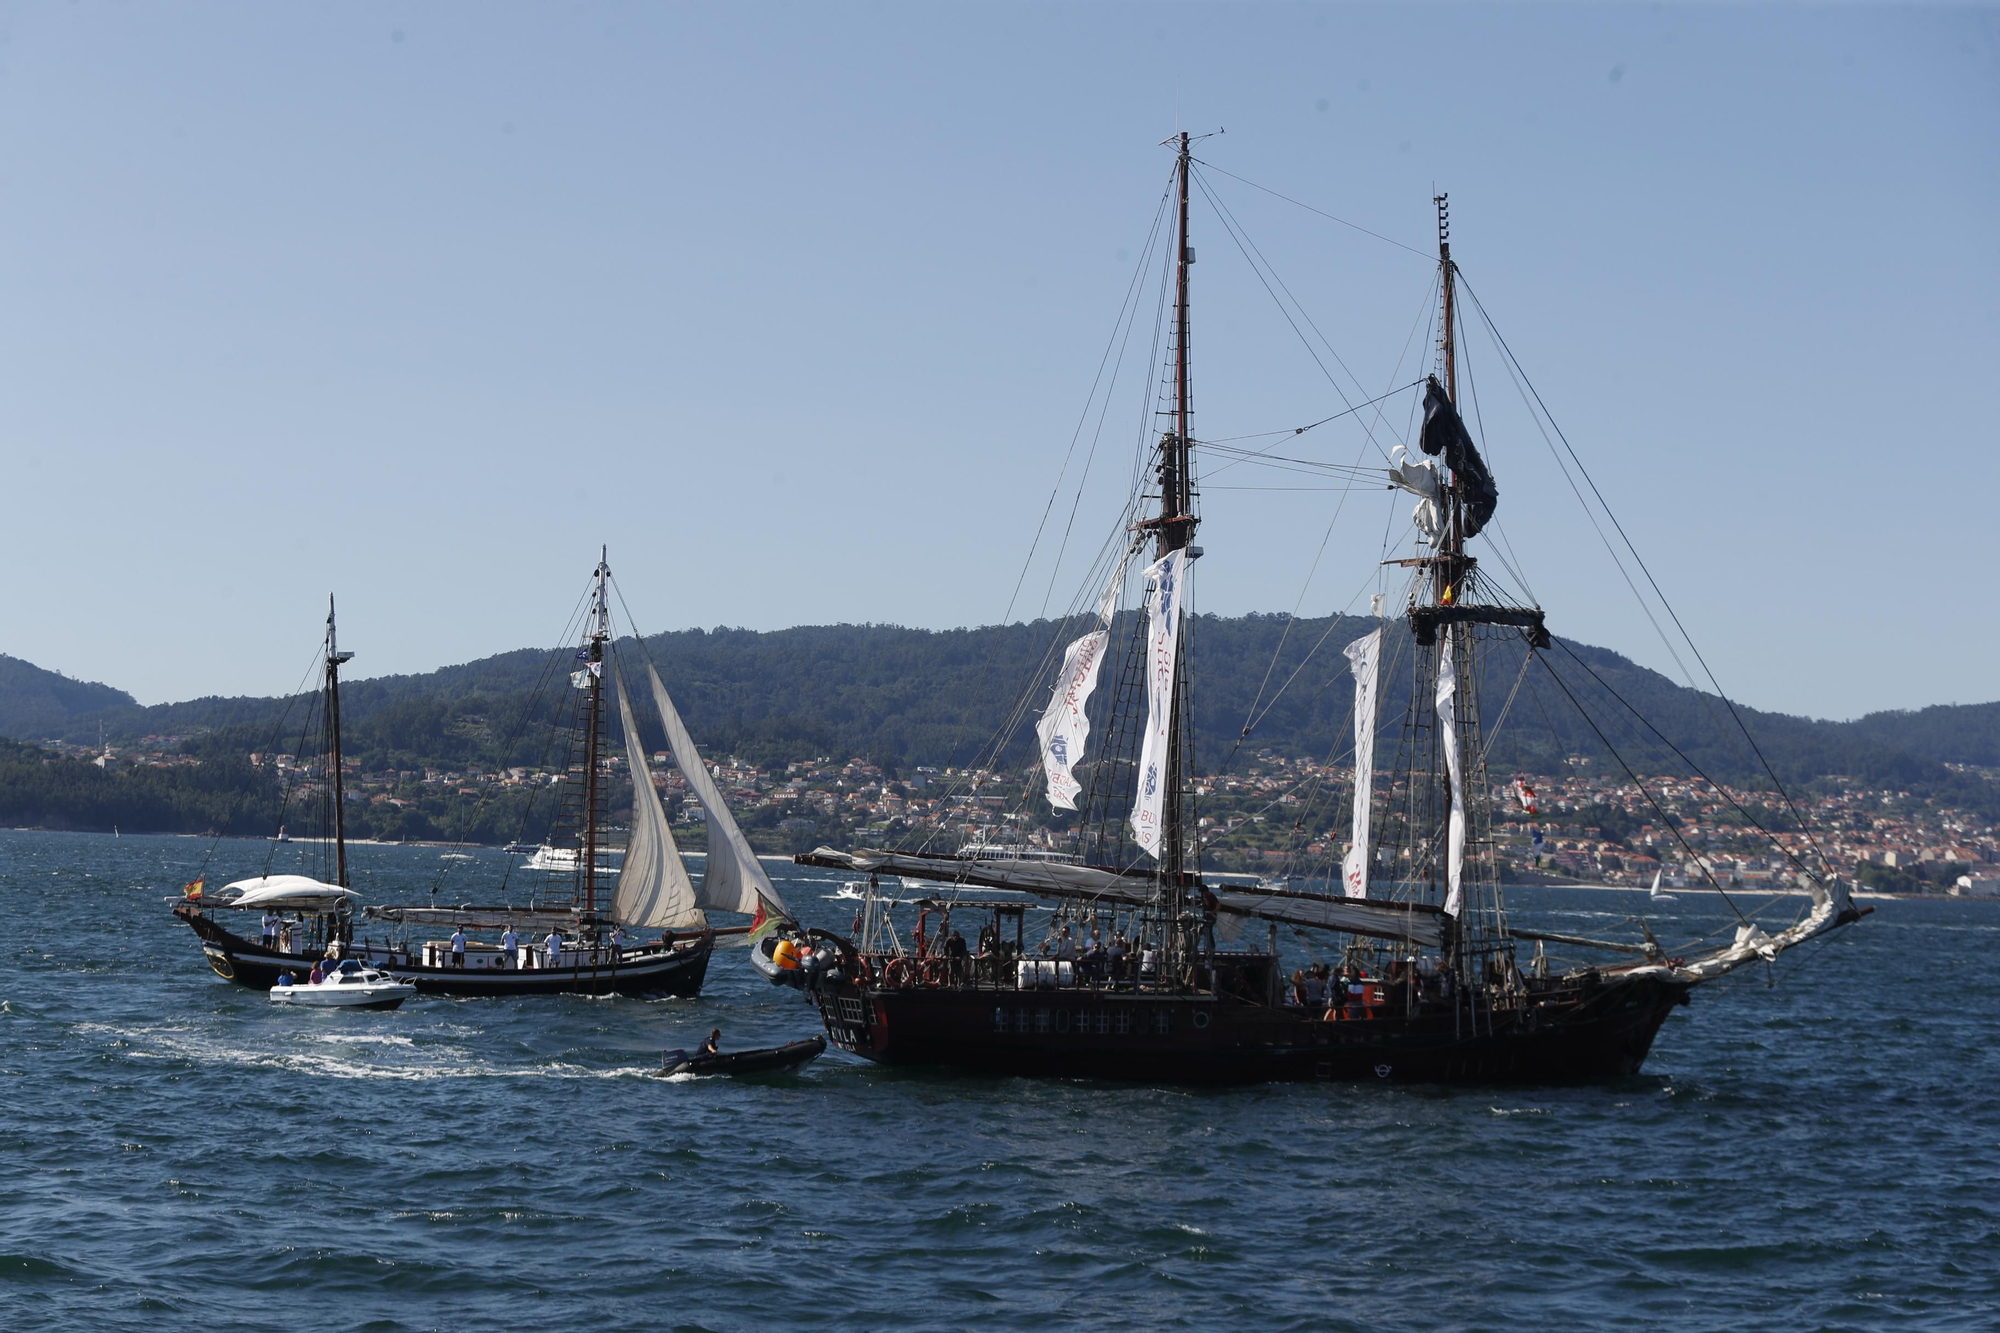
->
[523,845,622,872]
[1649,869,1675,902]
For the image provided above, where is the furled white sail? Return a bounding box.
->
[1388,447,1445,544]
[1130,548,1190,859]
[797,847,1446,949]
[643,662,792,919]
[224,875,357,910]
[1341,627,1383,899]
[1435,633,1466,917]
[1036,562,1123,810]
[611,669,704,931]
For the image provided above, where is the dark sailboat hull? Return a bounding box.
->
[810,974,1689,1085]
[175,907,711,999]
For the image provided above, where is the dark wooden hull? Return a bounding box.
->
[810,975,1689,1085]
[175,908,710,999]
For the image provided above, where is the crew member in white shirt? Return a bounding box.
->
[501,926,519,968]
[545,928,565,968]
[449,927,467,969]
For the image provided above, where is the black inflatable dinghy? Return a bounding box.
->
[658,1036,826,1078]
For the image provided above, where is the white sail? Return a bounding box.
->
[1130,548,1190,859]
[610,668,704,931]
[643,661,792,919]
[1036,562,1123,810]
[1341,627,1383,899]
[1436,633,1466,917]
[1388,447,1445,544]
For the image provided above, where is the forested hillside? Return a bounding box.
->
[3,615,1996,837]
[0,655,134,739]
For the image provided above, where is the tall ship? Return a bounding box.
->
[780,135,1862,1083]
[174,556,789,997]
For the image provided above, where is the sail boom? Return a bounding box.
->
[796,848,1445,949]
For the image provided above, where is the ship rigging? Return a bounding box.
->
[777,135,1861,1083]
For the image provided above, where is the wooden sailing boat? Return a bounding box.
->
[784,136,1862,1083]
[179,556,792,998]
[173,597,363,984]
[355,551,793,997]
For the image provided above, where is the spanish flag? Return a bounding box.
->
[183,878,204,900]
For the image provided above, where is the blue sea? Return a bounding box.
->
[1,828,1994,1332]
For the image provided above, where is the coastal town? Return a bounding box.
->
[52,732,1999,896]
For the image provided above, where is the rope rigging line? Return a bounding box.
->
[187,637,329,886]
[1222,269,1439,773]
[1012,170,1177,626]
[1546,637,1826,888]
[1190,158,1436,261]
[1191,168,1399,465]
[1194,380,1426,483]
[1532,646,1751,925]
[430,583,598,901]
[1456,272,1834,879]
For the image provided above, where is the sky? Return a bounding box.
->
[0,2,1993,721]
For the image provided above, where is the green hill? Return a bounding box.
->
[0,655,135,739]
[5,616,1997,830]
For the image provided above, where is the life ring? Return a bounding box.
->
[882,957,913,989]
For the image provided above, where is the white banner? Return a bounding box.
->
[1435,634,1466,917]
[1130,549,1189,859]
[1036,563,1123,810]
[1341,628,1383,899]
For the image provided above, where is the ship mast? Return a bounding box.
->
[324,595,353,889]
[1434,192,1462,593]
[582,550,611,918]
[1158,131,1199,955]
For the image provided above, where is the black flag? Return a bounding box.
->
[1419,375,1498,538]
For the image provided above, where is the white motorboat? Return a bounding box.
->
[268,959,415,1011]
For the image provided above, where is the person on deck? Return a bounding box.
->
[1054,926,1077,963]
[309,960,326,985]
[1198,888,1220,964]
[1108,933,1130,983]
[449,927,467,969]
[698,1029,721,1058]
[610,925,625,957]
[545,928,565,969]
[1302,967,1327,1010]
[943,929,969,985]
[501,926,519,968]
[261,912,279,949]
[1290,969,1308,1006]
[278,921,294,954]
[1082,933,1107,983]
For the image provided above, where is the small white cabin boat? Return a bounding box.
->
[269,959,414,1011]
